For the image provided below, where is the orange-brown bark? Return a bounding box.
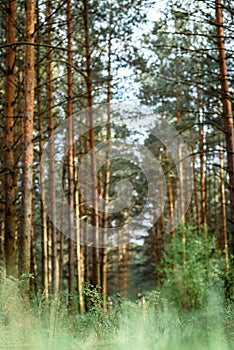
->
[3,0,18,277]
[36,2,48,297]
[19,0,35,276]
[83,0,100,286]
[46,0,58,291]
[215,0,234,257]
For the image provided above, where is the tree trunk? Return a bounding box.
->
[190,130,200,232]
[117,209,130,297]
[47,219,52,289]
[74,164,85,313]
[101,21,112,310]
[46,0,58,291]
[177,98,186,265]
[0,211,6,280]
[219,137,229,272]
[59,163,66,291]
[215,0,234,258]
[19,0,35,277]
[36,1,48,297]
[199,118,206,231]
[164,146,175,237]
[30,216,38,292]
[83,0,100,286]
[3,0,18,278]
[67,0,75,308]
[158,151,165,252]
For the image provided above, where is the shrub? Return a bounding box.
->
[158,225,225,310]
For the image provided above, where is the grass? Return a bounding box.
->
[0,279,233,350]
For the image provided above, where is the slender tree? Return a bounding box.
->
[66,0,75,308]
[101,10,113,310]
[36,1,48,297]
[215,0,234,259]
[19,0,35,277]
[83,0,100,287]
[219,136,229,272]
[3,0,18,277]
[46,0,58,291]
[74,164,85,313]
[199,116,207,231]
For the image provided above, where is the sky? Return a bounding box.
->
[115,1,167,103]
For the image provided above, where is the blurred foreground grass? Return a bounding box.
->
[0,279,233,350]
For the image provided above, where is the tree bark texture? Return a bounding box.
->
[215,0,234,258]
[4,0,18,277]
[46,0,58,291]
[36,0,48,296]
[19,0,35,276]
[83,0,100,286]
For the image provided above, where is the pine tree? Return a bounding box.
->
[3,0,18,277]
[19,0,35,277]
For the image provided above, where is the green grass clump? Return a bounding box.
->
[0,278,233,350]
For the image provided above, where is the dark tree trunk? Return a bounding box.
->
[3,0,18,278]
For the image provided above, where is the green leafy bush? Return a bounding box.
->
[158,225,225,310]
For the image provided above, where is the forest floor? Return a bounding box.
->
[0,280,234,350]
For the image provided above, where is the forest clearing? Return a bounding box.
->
[0,0,234,348]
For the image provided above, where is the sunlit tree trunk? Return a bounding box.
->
[117,243,130,297]
[117,209,130,297]
[199,118,206,232]
[177,98,186,264]
[3,0,18,278]
[47,219,52,289]
[19,0,35,277]
[59,163,65,291]
[74,165,85,313]
[150,223,160,285]
[30,216,38,292]
[79,132,92,308]
[36,1,48,297]
[158,151,165,251]
[83,0,100,286]
[190,130,200,232]
[219,137,229,272]
[101,19,113,310]
[117,243,124,294]
[46,0,58,292]
[215,0,234,259]
[206,152,212,227]
[164,146,175,238]
[66,0,75,307]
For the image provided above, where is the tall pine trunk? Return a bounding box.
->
[83,0,100,286]
[101,20,113,310]
[19,0,35,277]
[215,0,234,259]
[36,1,48,297]
[219,136,229,272]
[46,0,58,292]
[74,165,85,313]
[190,130,200,232]
[199,117,206,231]
[66,0,75,308]
[3,0,18,277]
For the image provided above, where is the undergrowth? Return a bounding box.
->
[0,276,233,350]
